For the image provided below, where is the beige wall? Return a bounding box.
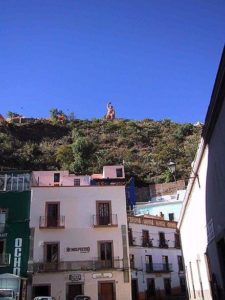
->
[30,185,131,300]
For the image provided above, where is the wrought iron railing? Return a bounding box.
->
[29,257,124,273]
[39,216,65,228]
[146,263,173,273]
[0,173,31,191]
[93,214,118,227]
[158,240,169,248]
[142,239,153,248]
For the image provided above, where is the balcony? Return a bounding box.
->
[158,240,169,248]
[39,216,65,229]
[146,263,173,273]
[29,258,124,273]
[0,253,11,266]
[142,239,153,248]
[93,214,118,227]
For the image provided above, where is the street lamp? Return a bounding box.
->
[168,161,176,183]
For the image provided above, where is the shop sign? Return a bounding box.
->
[69,273,82,282]
[66,247,90,253]
[92,272,112,279]
[13,238,22,276]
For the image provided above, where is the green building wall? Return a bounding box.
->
[0,191,31,278]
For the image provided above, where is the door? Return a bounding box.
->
[145,255,153,272]
[44,242,59,271]
[98,202,110,225]
[33,285,51,297]
[99,242,113,268]
[99,282,114,300]
[0,240,5,264]
[147,278,156,298]
[164,278,171,295]
[47,203,59,227]
[162,255,169,271]
[131,279,138,300]
[67,284,83,300]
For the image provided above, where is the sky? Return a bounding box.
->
[1,0,225,123]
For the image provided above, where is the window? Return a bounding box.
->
[46,203,59,227]
[74,179,80,186]
[99,241,113,268]
[145,255,153,272]
[0,209,7,233]
[175,233,181,248]
[178,255,184,271]
[168,213,174,221]
[142,230,151,247]
[116,168,123,178]
[96,201,111,225]
[159,232,168,248]
[130,254,135,269]
[54,173,60,183]
[128,228,133,246]
[162,255,169,271]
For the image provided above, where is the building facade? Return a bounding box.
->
[134,188,186,222]
[178,47,225,300]
[128,215,186,300]
[0,172,31,300]
[28,166,131,300]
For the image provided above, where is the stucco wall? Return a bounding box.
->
[179,146,212,300]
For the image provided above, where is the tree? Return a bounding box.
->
[6,111,22,118]
[71,136,96,173]
[55,145,73,170]
[49,108,67,123]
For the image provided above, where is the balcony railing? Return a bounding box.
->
[146,263,173,273]
[158,241,168,248]
[29,258,124,273]
[0,253,11,266]
[93,214,118,227]
[142,239,153,248]
[0,174,31,191]
[39,216,65,228]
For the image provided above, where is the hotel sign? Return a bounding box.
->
[66,247,90,253]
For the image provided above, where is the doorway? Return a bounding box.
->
[131,279,138,300]
[33,285,51,298]
[98,282,114,300]
[67,284,83,300]
[164,278,171,295]
[99,241,113,268]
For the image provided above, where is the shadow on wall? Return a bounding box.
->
[205,46,225,300]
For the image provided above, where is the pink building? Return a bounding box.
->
[32,165,125,187]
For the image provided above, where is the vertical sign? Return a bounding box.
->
[13,238,22,276]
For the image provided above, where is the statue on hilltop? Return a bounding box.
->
[105,102,115,120]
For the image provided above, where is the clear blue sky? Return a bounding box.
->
[1,0,225,123]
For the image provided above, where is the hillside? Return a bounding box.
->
[0,118,201,184]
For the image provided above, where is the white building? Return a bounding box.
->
[128,215,186,300]
[28,166,131,300]
[178,47,225,300]
[134,188,186,222]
